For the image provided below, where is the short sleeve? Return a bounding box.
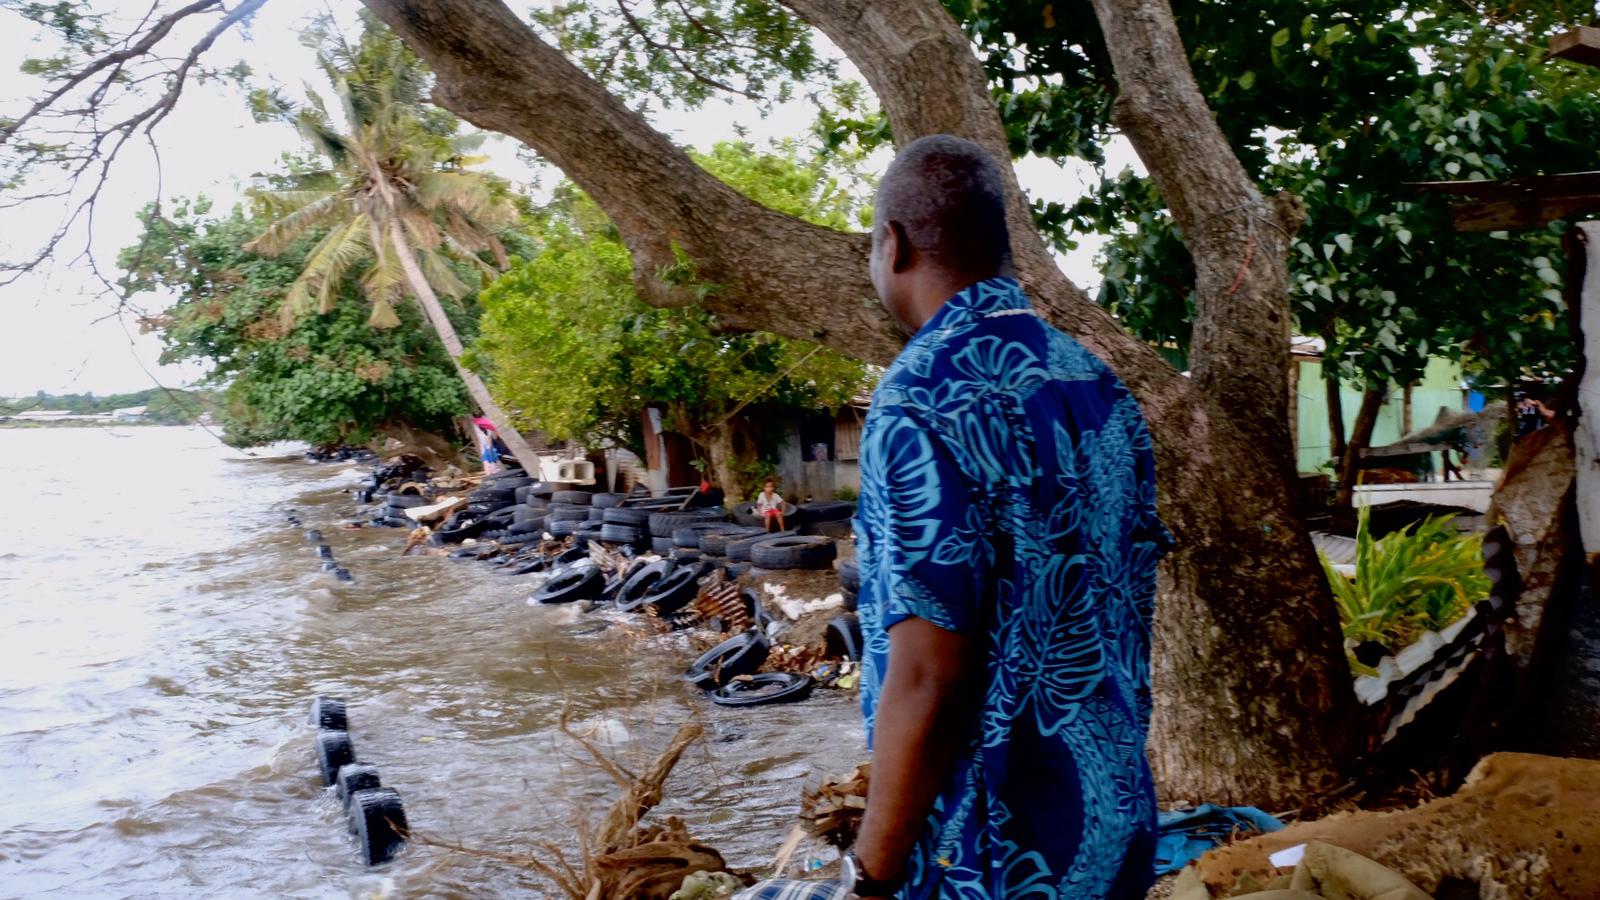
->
[868,409,992,635]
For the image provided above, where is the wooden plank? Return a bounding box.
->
[1449,194,1600,232]
[1549,26,1600,69]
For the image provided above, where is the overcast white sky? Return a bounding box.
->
[0,0,1134,397]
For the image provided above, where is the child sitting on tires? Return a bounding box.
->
[755,479,786,532]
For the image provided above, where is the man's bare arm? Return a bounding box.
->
[852,617,978,896]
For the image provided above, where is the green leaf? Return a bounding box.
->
[1335,233,1353,255]
[1271,28,1291,48]
[1238,70,1256,91]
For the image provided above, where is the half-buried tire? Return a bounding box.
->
[824,614,863,661]
[349,787,409,866]
[315,731,355,786]
[531,567,603,604]
[308,696,347,731]
[750,536,837,570]
[615,560,674,612]
[635,564,704,616]
[684,630,770,690]
[837,560,860,593]
[709,673,814,707]
[336,763,381,808]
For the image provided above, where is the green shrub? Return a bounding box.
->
[833,484,858,502]
[1320,506,1488,663]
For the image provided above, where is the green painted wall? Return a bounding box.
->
[1294,357,1464,473]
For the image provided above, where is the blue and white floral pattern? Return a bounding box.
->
[857,277,1169,900]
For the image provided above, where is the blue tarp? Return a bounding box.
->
[1155,804,1285,875]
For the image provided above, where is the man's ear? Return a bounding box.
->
[888,220,914,273]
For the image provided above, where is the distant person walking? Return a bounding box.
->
[737,136,1168,900]
[754,478,787,532]
[471,416,501,475]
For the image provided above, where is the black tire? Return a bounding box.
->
[532,566,604,604]
[316,544,335,561]
[309,696,347,731]
[651,536,675,555]
[334,568,353,582]
[672,522,743,548]
[508,517,547,536]
[315,731,355,786]
[615,560,674,611]
[602,507,650,527]
[837,560,861,593]
[385,495,428,510]
[637,564,705,615]
[684,630,771,690]
[349,787,409,866]
[648,509,728,538]
[548,506,591,523]
[841,588,858,612]
[554,546,590,567]
[514,558,548,575]
[499,532,540,547]
[336,763,381,807]
[586,508,608,523]
[709,673,814,707]
[468,487,517,506]
[798,500,854,523]
[751,536,837,570]
[591,492,627,509]
[549,520,582,538]
[698,526,767,557]
[727,530,795,562]
[824,613,864,661]
[573,527,604,545]
[601,523,644,544]
[723,562,753,579]
[552,490,591,506]
[513,485,533,505]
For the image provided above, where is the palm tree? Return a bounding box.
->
[244,28,541,467]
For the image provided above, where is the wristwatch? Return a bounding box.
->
[841,849,905,898]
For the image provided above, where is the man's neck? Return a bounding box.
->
[903,269,1004,331]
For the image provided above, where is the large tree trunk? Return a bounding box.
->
[366,0,1357,806]
[704,425,740,505]
[386,220,542,469]
[1327,364,1347,463]
[1334,386,1389,509]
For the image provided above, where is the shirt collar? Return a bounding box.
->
[907,276,1029,345]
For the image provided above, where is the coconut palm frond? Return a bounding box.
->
[295,103,351,166]
[362,243,407,309]
[278,279,314,329]
[399,209,443,252]
[416,171,493,217]
[244,191,344,256]
[368,299,402,330]
[313,214,373,313]
[417,247,470,299]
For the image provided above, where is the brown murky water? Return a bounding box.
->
[0,427,861,898]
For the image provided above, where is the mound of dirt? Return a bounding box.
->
[1195,752,1600,899]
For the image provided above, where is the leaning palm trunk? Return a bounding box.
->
[387,220,541,469]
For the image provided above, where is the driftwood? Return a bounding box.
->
[798,762,870,849]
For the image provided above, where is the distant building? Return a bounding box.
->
[112,406,148,421]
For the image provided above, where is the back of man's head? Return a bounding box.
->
[874,135,1012,280]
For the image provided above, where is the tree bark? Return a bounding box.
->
[366,0,1358,806]
[1335,385,1389,509]
[704,425,740,504]
[1084,0,1356,803]
[1327,364,1347,463]
[386,219,542,469]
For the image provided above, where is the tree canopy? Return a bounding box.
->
[475,142,871,495]
[122,198,470,447]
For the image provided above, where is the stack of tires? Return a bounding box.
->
[646,508,731,557]
[309,696,409,867]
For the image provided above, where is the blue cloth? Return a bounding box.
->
[1154,804,1284,875]
[856,277,1169,899]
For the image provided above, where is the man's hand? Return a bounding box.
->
[852,616,978,888]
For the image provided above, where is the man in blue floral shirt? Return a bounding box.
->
[738,136,1168,900]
